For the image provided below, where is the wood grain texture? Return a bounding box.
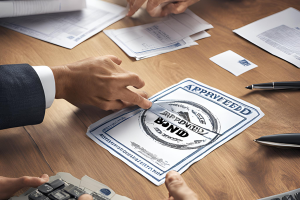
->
[1,0,300,199]
[0,127,53,195]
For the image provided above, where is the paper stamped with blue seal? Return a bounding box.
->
[86,78,264,185]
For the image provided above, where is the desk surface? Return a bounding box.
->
[1,0,300,199]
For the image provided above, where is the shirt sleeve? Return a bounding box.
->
[32,66,55,109]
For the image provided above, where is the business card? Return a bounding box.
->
[210,50,257,76]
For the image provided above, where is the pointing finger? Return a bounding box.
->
[21,175,49,188]
[161,2,188,16]
[120,89,152,109]
[127,0,147,17]
[118,72,146,89]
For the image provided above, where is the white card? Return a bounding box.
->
[210,50,257,76]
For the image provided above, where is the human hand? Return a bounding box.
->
[78,194,93,200]
[0,174,49,200]
[127,0,199,17]
[51,55,152,111]
[158,0,199,17]
[164,171,198,200]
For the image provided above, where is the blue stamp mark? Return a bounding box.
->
[174,43,181,47]
[238,59,251,66]
[100,188,111,196]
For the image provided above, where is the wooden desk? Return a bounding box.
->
[1,0,300,199]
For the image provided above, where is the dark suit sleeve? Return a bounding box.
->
[0,64,46,130]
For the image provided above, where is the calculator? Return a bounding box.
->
[258,188,300,200]
[10,172,131,200]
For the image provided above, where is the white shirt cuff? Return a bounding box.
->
[32,66,55,109]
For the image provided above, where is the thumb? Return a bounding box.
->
[21,174,49,188]
[165,171,198,200]
[78,194,93,200]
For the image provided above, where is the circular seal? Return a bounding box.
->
[139,100,221,150]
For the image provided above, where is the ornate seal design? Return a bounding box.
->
[139,100,221,150]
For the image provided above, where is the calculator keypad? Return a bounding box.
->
[30,179,87,200]
[261,188,300,200]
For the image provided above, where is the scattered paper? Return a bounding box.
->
[233,7,300,68]
[0,0,127,49]
[210,50,257,76]
[104,9,213,60]
[87,78,264,185]
[0,0,86,18]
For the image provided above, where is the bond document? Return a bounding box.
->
[87,79,264,185]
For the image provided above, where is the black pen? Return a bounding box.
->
[254,133,300,148]
[246,81,300,90]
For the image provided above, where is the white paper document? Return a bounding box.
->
[0,0,86,18]
[233,7,300,68]
[104,9,213,60]
[0,0,127,49]
[210,50,257,76]
[87,78,264,185]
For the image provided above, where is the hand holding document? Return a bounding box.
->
[0,0,127,49]
[104,9,213,60]
[87,78,264,185]
[233,8,300,68]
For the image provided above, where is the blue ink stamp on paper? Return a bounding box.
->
[238,59,251,66]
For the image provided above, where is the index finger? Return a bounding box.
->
[119,88,152,109]
[161,2,188,16]
[105,55,122,65]
[118,72,146,89]
[127,0,147,17]
[147,0,184,13]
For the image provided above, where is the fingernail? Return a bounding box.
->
[148,101,152,109]
[142,90,149,98]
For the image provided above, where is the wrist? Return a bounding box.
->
[51,65,69,99]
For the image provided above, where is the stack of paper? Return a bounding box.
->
[104,9,213,60]
[0,0,87,18]
[0,0,127,49]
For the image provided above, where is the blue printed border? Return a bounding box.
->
[90,79,261,183]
